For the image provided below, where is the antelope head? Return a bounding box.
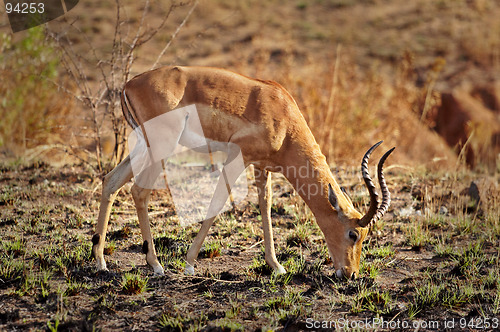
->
[326,141,394,280]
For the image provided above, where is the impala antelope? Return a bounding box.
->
[91,66,394,279]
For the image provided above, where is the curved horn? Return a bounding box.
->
[372,147,395,223]
[358,141,382,227]
[358,143,395,228]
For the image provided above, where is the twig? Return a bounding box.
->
[326,44,342,124]
[243,240,264,251]
[151,0,199,70]
[325,44,342,158]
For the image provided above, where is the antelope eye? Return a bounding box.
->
[348,230,359,242]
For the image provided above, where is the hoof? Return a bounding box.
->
[96,268,110,274]
[184,264,195,276]
[95,269,111,277]
[96,259,108,272]
[153,265,165,276]
[273,264,287,275]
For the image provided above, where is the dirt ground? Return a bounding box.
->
[0,160,499,331]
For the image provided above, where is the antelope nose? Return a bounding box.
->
[336,267,357,280]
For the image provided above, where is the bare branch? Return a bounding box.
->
[44,0,193,171]
[151,0,199,70]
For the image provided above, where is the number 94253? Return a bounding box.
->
[5,2,45,14]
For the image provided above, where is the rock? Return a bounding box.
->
[397,206,415,218]
[468,181,481,204]
[397,206,423,218]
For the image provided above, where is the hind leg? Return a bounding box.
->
[92,156,133,271]
[131,183,165,275]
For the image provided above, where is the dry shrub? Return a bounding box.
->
[0,1,199,169]
[0,27,73,156]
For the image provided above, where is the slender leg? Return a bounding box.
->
[92,156,133,271]
[255,169,286,274]
[204,143,243,219]
[131,184,164,275]
[184,143,242,275]
[184,215,217,275]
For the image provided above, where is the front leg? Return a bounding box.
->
[255,169,286,274]
[184,143,242,275]
[185,215,217,275]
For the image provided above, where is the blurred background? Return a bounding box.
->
[1,0,499,173]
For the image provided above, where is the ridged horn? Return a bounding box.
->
[372,147,395,224]
[358,141,383,227]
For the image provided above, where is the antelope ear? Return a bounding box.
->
[341,186,353,206]
[328,184,341,212]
